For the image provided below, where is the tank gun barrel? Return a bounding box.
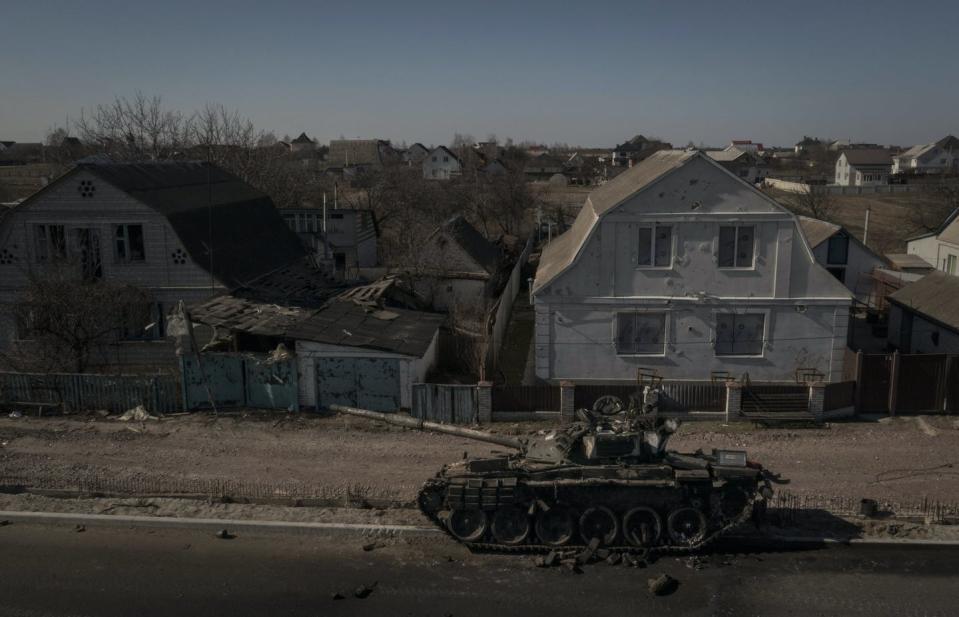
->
[330,405,524,450]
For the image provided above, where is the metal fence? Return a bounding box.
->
[856,352,958,414]
[492,385,560,412]
[411,383,477,424]
[0,371,180,414]
[573,381,726,412]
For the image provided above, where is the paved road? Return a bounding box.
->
[1,522,958,616]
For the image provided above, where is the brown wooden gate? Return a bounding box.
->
[491,385,560,412]
[947,358,959,413]
[897,354,948,413]
[858,354,891,413]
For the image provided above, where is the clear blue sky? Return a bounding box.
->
[2,0,956,148]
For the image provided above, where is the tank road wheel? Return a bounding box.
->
[623,507,662,547]
[447,509,488,542]
[491,506,531,545]
[579,506,619,545]
[720,487,752,522]
[666,507,708,546]
[535,507,577,546]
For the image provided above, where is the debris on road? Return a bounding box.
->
[331,591,345,600]
[8,411,22,419]
[74,524,85,533]
[215,529,235,540]
[647,573,678,596]
[117,406,159,422]
[353,582,377,598]
[0,520,10,527]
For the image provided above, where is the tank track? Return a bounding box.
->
[416,477,767,556]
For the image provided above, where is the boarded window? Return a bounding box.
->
[718,225,755,268]
[616,312,666,355]
[827,233,849,265]
[715,313,765,356]
[637,225,672,267]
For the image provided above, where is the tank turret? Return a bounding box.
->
[330,387,771,553]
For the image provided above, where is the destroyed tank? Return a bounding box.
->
[332,389,771,554]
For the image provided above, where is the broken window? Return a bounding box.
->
[718,225,754,268]
[72,228,102,281]
[827,267,846,283]
[715,313,765,356]
[115,224,145,262]
[637,225,672,267]
[615,312,666,355]
[33,224,67,263]
[121,301,164,341]
[827,233,849,265]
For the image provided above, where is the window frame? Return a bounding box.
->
[946,254,958,275]
[33,223,67,263]
[120,301,165,342]
[613,311,669,357]
[635,223,674,269]
[713,310,768,358]
[114,223,146,264]
[717,224,757,269]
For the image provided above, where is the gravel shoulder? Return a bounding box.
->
[2,412,959,508]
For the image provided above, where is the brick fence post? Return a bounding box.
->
[724,382,742,423]
[808,381,826,422]
[476,381,493,424]
[559,380,576,421]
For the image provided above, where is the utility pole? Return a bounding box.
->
[863,207,871,247]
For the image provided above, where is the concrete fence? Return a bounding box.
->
[765,177,927,195]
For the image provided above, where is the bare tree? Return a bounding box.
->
[910,178,959,233]
[73,92,189,161]
[791,185,837,221]
[9,265,153,373]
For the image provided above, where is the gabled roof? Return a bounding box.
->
[797,216,842,248]
[842,149,893,167]
[73,161,307,288]
[328,139,387,167]
[434,214,501,274]
[936,135,959,150]
[896,143,936,160]
[427,145,461,164]
[888,271,959,332]
[291,132,313,144]
[706,147,750,162]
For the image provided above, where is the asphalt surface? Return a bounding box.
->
[1,522,958,616]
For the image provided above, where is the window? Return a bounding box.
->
[115,224,145,262]
[827,233,849,265]
[443,156,449,162]
[121,302,164,341]
[432,156,437,162]
[718,225,755,268]
[947,254,958,275]
[715,313,765,356]
[637,225,672,267]
[827,266,846,283]
[615,312,666,355]
[33,224,66,262]
[72,228,102,281]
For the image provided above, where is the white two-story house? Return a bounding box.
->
[834,150,893,186]
[422,146,462,180]
[907,207,959,276]
[532,150,852,384]
[0,161,307,371]
[892,136,958,176]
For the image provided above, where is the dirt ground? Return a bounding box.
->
[2,412,959,509]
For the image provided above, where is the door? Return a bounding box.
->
[317,357,401,412]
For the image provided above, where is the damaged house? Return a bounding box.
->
[188,275,443,411]
[532,150,852,384]
[0,160,306,371]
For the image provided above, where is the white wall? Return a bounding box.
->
[907,235,959,276]
[810,236,886,302]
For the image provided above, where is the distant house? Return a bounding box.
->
[907,207,959,276]
[532,150,852,384]
[0,161,307,370]
[798,216,887,303]
[892,136,958,175]
[422,146,461,180]
[409,214,505,314]
[0,143,44,166]
[327,139,396,174]
[794,137,824,154]
[612,135,672,167]
[834,149,892,186]
[729,140,763,154]
[706,147,767,183]
[404,143,430,165]
[524,153,567,182]
[280,207,378,279]
[887,272,959,354]
[290,132,316,154]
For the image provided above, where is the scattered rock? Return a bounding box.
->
[0,520,9,527]
[647,573,678,596]
[331,591,345,600]
[685,555,708,570]
[605,553,622,566]
[74,524,85,533]
[8,410,22,419]
[94,410,111,418]
[542,550,558,567]
[215,529,235,540]
[560,558,582,574]
[577,537,601,565]
[595,548,610,560]
[362,542,378,552]
[353,582,377,598]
